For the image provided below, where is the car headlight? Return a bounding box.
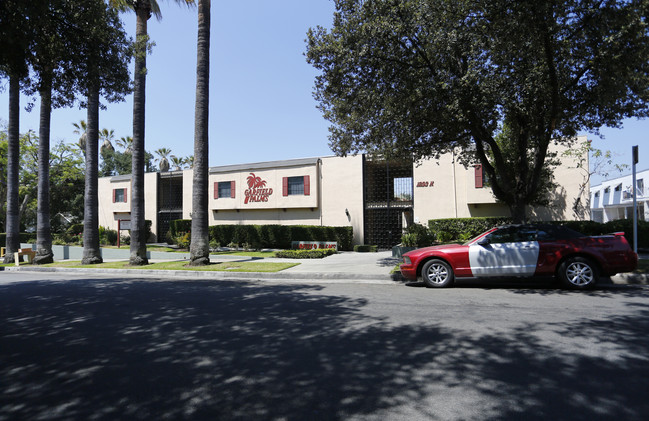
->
[403,256,411,265]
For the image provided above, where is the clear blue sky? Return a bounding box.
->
[0,0,646,186]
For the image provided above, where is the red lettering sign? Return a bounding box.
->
[244,173,273,204]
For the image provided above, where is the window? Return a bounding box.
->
[113,188,127,203]
[282,176,310,196]
[615,184,622,192]
[474,165,483,188]
[638,179,644,196]
[594,191,600,198]
[604,187,610,193]
[214,181,235,199]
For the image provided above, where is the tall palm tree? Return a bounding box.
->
[190,0,210,266]
[110,0,195,265]
[154,147,172,171]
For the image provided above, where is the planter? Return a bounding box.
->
[392,245,417,258]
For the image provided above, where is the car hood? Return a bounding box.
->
[403,243,465,257]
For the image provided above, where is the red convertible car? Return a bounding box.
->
[400,224,638,289]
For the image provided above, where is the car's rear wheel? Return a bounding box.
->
[558,257,598,289]
[422,259,454,288]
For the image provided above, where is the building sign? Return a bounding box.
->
[292,241,338,251]
[416,181,435,188]
[244,173,274,204]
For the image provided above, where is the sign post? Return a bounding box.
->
[117,219,131,248]
[632,146,638,254]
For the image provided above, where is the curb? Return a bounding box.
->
[2,265,402,285]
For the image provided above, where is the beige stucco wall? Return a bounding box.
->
[412,137,589,224]
[144,172,158,239]
[98,175,131,232]
[320,155,364,245]
[182,169,193,219]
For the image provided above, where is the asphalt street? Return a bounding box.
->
[1,271,648,420]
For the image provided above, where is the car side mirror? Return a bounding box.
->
[477,237,490,246]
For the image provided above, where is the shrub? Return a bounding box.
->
[206,224,354,251]
[174,231,191,249]
[403,223,433,246]
[274,249,336,259]
[401,233,418,247]
[99,226,118,246]
[354,245,378,252]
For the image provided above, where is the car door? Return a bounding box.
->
[468,226,540,277]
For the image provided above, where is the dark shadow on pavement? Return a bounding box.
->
[1,276,648,420]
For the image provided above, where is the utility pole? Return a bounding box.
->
[632,145,638,254]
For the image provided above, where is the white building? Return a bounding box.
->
[590,168,649,223]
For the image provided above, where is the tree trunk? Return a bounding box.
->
[509,201,527,224]
[3,75,20,264]
[129,5,150,266]
[34,80,54,264]
[82,82,103,264]
[190,0,211,266]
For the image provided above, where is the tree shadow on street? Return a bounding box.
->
[1,277,648,420]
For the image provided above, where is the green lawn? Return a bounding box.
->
[2,260,298,272]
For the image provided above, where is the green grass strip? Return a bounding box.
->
[25,260,298,273]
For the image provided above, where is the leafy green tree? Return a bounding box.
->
[1,130,84,235]
[109,0,195,265]
[190,0,210,266]
[307,0,649,222]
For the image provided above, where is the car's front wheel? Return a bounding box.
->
[421,259,454,288]
[558,257,599,289]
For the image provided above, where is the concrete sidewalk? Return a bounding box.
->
[3,250,647,286]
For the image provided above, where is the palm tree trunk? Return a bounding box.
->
[3,75,21,264]
[34,78,54,264]
[129,4,150,266]
[190,0,211,265]
[82,81,103,264]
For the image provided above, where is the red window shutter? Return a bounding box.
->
[124,188,127,203]
[283,177,288,196]
[214,182,218,199]
[113,189,116,203]
[304,175,310,196]
[475,165,483,188]
[231,181,236,198]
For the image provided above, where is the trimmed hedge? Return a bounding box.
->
[168,221,354,251]
[274,249,336,259]
[354,245,378,252]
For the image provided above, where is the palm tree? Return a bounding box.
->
[184,155,194,169]
[154,147,171,171]
[170,154,185,171]
[109,0,195,266]
[72,120,87,151]
[189,0,210,266]
[116,135,133,153]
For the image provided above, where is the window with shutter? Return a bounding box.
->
[475,165,483,188]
